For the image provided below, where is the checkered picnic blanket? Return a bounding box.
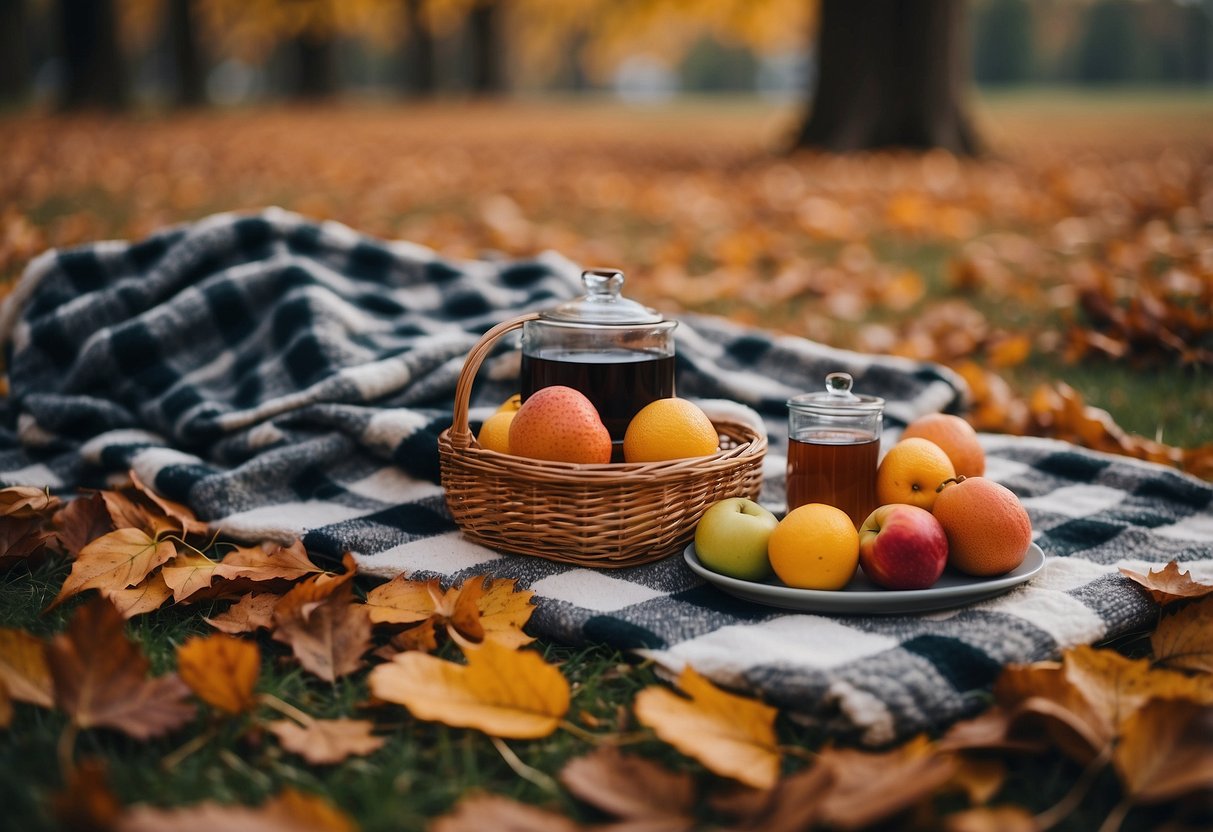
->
[3,208,1210,744]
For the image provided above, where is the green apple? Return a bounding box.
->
[694,498,778,580]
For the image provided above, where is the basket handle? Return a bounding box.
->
[448,312,540,450]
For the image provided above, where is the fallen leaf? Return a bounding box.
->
[215,539,323,583]
[100,489,177,537]
[368,641,569,739]
[464,577,535,648]
[633,666,780,790]
[559,746,695,829]
[161,551,223,602]
[51,493,114,558]
[48,528,178,611]
[429,793,584,832]
[938,707,1050,755]
[45,596,196,738]
[816,736,956,830]
[1120,561,1213,605]
[272,568,371,682]
[118,787,356,832]
[0,515,52,569]
[104,571,173,619]
[206,593,279,634]
[177,634,260,715]
[373,618,440,660]
[948,756,1007,806]
[1113,697,1213,805]
[944,805,1040,832]
[364,575,441,625]
[1063,645,1213,730]
[1151,596,1213,674]
[52,758,123,832]
[0,627,53,708]
[994,662,1116,763]
[0,680,11,727]
[709,763,833,832]
[129,470,210,536]
[0,485,59,518]
[268,718,384,765]
[366,574,534,648]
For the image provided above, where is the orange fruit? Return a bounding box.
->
[509,386,612,464]
[933,476,1032,577]
[623,398,719,463]
[477,410,515,453]
[496,394,523,413]
[901,413,985,478]
[876,437,956,511]
[767,503,859,590]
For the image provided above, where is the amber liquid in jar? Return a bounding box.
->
[786,428,879,528]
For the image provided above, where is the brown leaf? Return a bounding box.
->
[368,641,569,739]
[0,680,11,728]
[129,470,210,536]
[429,793,584,832]
[215,539,323,583]
[0,485,59,518]
[709,764,833,832]
[366,575,535,649]
[267,718,384,765]
[944,805,1040,832]
[51,493,114,559]
[52,758,123,832]
[205,593,279,634]
[100,490,177,538]
[1120,561,1213,605]
[948,756,1007,806]
[177,634,260,715]
[559,746,695,828]
[0,515,53,569]
[1113,697,1213,805]
[373,618,440,660]
[1063,645,1213,730]
[272,569,371,682]
[1152,596,1213,674]
[45,596,196,738]
[104,571,173,619]
[118,788,356,832]
[816,736,956,831]
[161,551,222,602]
[994,662,1114,763]
[48,528,177,611]
[633,666,780,790]
[0,626,53,707]
[938,707,1050,755]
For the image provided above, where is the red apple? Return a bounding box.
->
[858,504,949,590]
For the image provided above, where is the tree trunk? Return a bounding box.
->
[793,0,979,155]
[402,0,436,96]
[57,0,127,110]
[167,0,206,107]
[0,0,31,103]
[288,31,337,100]
[468,1,504,95]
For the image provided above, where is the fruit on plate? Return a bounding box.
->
[858,504,949,590]
[933,476,1032,577]
[876,437,956,512]
[477,410,515,453]
[509,385,612,464]
[768,503,859,591]
[623,398,719,463]
[693,497,779,581]
[901,413,985,478]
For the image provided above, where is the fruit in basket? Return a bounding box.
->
[622,398,719,463]
[768,503,859,591]
[901,413,985,478]
[858,504,949,590]
[933,476,1032,577]
[509,385,612,464]
[876,437,955,512]
[694,498,778,580]
[477,410,515,454]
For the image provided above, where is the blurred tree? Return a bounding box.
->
[287,29,337,98]
[401,0,436,95]
[0,0,31,103]
[58,0,128,109]
[468,0,504,94]
[973,0,1033,86]
[793,0,979,154]
[167,0,208,106]
[1075,0,1137,84]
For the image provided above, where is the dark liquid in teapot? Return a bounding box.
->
[520,351,675,442]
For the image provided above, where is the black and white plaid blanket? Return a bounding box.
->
[3,208,1210,744]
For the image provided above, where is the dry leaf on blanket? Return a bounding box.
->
[47,528,178,611]
[129,470,210,537]
[51,493,114,559]
[215,540,325,583]
[101,489,179,538]
[1113,698,1213,805]
[0,485,59,518]
[119,788,356,832]
[633,666,780,790]
[51,759,123,832]
[558,746,695,830]
[46,596,195,738]
[105,570,174,618]
[368,641,569,739]
[943,806,1040,832]
[365,574,535,649]
[176,633,260,715]
[1120,561,1213,605]
[272,559,371,682]
[1151,596,1213,674]
[816,736,956,831]
[206,593,279,634]
[268,717,384,765]
[0,627,54,708]
[429,794,584,832]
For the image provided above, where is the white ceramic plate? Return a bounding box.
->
[684,542,1046,614]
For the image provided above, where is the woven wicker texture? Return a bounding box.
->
[439,315,767,567]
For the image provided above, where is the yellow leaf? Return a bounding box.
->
[987,334,1032,369]
[633,666,779,790]
[1113,697,1213,805]
[467,577,535,649]
[368,641,569,739]
[364,575,441,625]
[177,634,260,715]
[48,528,177,610]
[0,627,53,708]
[1064,645,1213,730]
[1150,596,1213,674]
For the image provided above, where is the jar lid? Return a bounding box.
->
[541,269,665,325]
[788,372,885,414]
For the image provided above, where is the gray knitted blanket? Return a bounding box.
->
[2,208,1209,744]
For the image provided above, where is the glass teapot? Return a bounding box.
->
[520,268,677,441]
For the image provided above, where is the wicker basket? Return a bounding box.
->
[438,314,767,568]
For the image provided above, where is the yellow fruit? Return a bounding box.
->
[477,410,515,454]
[901,413,985,478]
[767,503,859,590]
[933,476,1032,577]
[623,398,719,463]
[509,386,612,464]
[496,394,523,413]
[876,438,956,511]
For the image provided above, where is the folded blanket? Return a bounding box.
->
[3,208,1209,744]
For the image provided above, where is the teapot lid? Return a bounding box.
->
[541,269,665,325]
[787,372,884,414]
